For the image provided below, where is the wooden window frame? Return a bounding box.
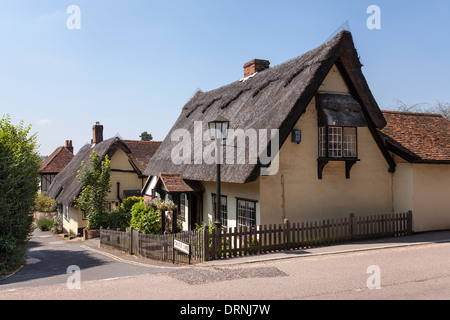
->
[318,126,358,160]
[64,206,69,222]
[82,210,88,221]
[318,126,360,180]
[236,198,257,228]
[180,193,186,220]
[212,193,228,228]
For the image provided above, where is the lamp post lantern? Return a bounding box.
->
[208,115,229,227]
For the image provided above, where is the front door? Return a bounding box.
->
[189,193,203,230]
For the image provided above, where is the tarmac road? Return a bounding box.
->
[0,227,183,290]
[1,228,449,301]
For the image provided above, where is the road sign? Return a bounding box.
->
[173,238,191,264]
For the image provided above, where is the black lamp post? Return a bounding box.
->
[208,115,229,228]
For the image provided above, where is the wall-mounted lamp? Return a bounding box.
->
[292,130,302,144]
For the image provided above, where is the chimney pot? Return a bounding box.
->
[243,59,270,78]
[65,140,74,154]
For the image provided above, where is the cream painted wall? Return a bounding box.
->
[392,159,414,216]
[202,179,260,229]
[108,148,146,203]
[63,147,146,233]
[412,164,450,232]
[318,65,351,94]
[143,176,158,197]
[63,206,87,234]
[259,65,394,225]
[392,156,450,232]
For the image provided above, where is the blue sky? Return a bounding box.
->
[0,0,449,156]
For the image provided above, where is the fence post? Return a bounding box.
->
[138,231,142,256]
[203,224,210,262]
[349,213,356,241]
[129,226,134,254]
[407,211,413,235]
[284,219,290,250]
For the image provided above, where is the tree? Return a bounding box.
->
[434,101,450,120]
[0,115,41,276]
[390,99,450,120]
[390,99,429,113]
[140,131,153,141]
[75,151,111,230]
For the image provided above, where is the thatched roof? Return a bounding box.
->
[47,138,161,205]
[144,30,386,184]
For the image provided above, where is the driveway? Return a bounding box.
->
[0,227,183,290]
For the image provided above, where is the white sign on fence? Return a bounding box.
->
[174,239,190,255]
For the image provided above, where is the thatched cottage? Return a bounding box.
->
[48,122,161,235]
[143,30,449,233]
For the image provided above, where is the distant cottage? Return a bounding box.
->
[143,31,450,233]
[39,140,75,193]
[47,122,161,235]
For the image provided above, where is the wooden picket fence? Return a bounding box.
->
[99,212,413,263]
[100,227,206,264]
[206,212,413,260]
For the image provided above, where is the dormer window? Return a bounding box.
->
[316,93,367,180]
[319,126,357,159]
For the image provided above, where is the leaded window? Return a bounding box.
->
[212,194,227,228]
[237,199,257,228]
[319,126,358,159]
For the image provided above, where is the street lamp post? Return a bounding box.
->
[208,115,229,228]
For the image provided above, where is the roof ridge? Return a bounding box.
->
[382,110,444,118]
[185,30,351,101]
[40,146,72,171]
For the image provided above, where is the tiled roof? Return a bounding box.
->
[123,140,162,174]
[158,173,204,193]
[40,146,74,174]
[381,111,450,163]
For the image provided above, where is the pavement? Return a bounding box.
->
[78,229,450,268]
[198,230,450,267]
[1,229,450,301]
[0,227,180,289]
[3,227,450,286]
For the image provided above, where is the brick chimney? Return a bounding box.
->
[65,140,74,154]
[91,122,103,145]
[243,59,270,78]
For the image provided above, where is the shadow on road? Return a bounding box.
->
[0,239,109,288]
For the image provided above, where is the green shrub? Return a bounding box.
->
[33,192,57,213]
[121,196,143,213]
[75,151,111,230]
[130,200,161,235]
[108,207,130,230]
[107,197,143,230]
[0,115,40,277]
[36,217,54,232]
[52,214,63,234]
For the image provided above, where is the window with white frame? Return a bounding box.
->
[212,194,227,227]
[343,127,357,158]
[64,206,69,221]
[237,199,257,228]
[180,193,187,220]
[319,126,358,159]
[319,127,326,158]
